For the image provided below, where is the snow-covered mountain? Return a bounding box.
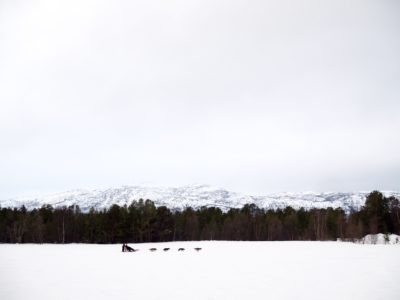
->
[1,184,399,213]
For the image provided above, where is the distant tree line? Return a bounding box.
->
[0,191,399,243]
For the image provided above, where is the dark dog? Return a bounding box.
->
[194,247,202,251]
[163,248,170,251]
[178,248,185,251]
[149,248,157,252]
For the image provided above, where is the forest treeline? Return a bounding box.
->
[0,191,399,243]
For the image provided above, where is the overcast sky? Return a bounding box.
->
[0,0,399,198]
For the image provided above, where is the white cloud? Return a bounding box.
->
[0,0,399,197]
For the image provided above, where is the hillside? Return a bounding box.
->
[1,184,399,212]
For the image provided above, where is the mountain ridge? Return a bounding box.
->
[1,184,399,213]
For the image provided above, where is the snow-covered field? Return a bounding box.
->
[0,242,399,300]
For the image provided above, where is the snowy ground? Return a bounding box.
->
[358,233,400,245]
[0,241,399,300]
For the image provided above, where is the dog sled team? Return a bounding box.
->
[122,243,202,252]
